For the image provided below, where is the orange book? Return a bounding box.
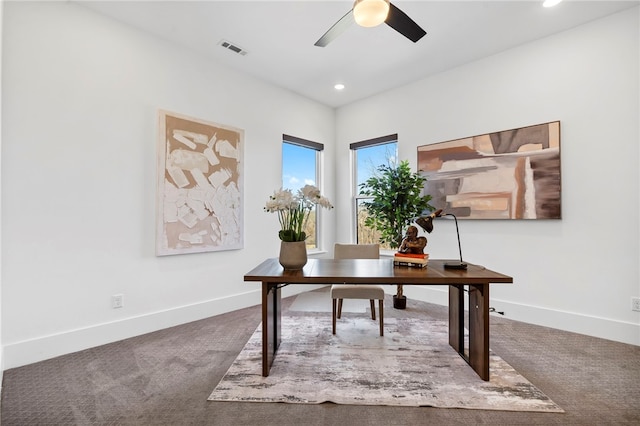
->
[394,252,429,259]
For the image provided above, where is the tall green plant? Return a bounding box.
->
[359,160,434,249]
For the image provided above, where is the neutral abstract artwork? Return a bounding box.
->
[418,121,561,219]
[156,110,243,256]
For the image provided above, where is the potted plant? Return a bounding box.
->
[264,185,333,270]
[359,160,434,309]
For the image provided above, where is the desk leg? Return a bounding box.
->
[448,285,464,353]
[262,282,281,377]
[468,284,490,381]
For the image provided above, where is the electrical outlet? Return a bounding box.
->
[632,297,640,312]
[112,294,124,309]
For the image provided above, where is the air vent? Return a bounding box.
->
[218,39,248,56]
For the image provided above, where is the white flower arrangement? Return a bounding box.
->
[265,184,333,242]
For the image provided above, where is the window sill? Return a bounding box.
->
[307,248,328,256]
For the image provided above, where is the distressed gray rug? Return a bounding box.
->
[208,316,563,412]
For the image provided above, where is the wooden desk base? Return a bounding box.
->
[449,284,489,380]
[262,282,490,380]
[261,283,281,377]
[248,258,512,381]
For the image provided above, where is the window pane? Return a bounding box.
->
[356,143,397,187]
[356,198,389,249]
[354,141,397,249]
[282,143,316,190]
[282,141,319,249]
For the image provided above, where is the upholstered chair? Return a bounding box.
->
[331,243,384,336]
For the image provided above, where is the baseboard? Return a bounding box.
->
[6,284,636,370]
[3,284,326,370]
[405,286,640,346]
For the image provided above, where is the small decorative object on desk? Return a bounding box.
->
[394,252,429,268]
[265,185,333,270]
[395,225,429,268]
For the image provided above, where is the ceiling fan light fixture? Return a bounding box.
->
[353,0,390,28]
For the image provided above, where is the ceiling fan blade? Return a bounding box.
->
[385,2,426,43]
[314,9,355,47]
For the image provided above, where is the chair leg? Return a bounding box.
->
[379,299,384,336]
[369,299,376,320]
[332,298,337,335]
[337,299,343,319]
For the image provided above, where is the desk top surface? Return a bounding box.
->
[244,258,513,285]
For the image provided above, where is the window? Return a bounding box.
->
[351,134,398,249]
[282,134,324,250]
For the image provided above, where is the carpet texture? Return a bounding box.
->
[209,316,563,412]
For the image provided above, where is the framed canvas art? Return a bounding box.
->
[156,110,244,255]
[418,121,561,219]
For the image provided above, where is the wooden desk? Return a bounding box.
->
[244,258,513,381]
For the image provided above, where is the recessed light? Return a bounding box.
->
[334,83,345,90]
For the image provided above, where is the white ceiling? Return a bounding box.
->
[78,0,638,108]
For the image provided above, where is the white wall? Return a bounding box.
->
[1,2,335,369]
[336,7,640,345]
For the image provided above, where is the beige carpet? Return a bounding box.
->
[209,315,564,412]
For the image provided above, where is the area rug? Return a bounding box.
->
[208,316,564,412]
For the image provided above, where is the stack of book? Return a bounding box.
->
[393,252,429,268]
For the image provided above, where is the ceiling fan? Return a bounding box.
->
[314,0,426,47]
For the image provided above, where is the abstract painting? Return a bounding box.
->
[418,121,561,219]
[156,110,243,255]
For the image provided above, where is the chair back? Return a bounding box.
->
[333,243,379,260]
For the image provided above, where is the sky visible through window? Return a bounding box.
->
[356,143,397,189]
[283,142,397,191]
[282,142,316,190]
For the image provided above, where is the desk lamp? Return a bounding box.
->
[415,209,468,270]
